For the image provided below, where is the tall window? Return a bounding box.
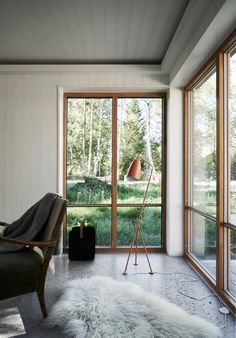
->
[189,68,217,277]
[64,93,166,251]
[185,29,236,313]
[225,46,236,299]
[66,97,112,246]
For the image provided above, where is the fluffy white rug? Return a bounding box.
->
[48,276,221,338]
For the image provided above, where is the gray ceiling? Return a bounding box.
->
[0,0,189,64]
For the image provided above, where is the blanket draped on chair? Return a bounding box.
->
[0,193,58,253]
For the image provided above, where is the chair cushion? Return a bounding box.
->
[0,247,44,300]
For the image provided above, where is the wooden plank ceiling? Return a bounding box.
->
[0,0,189,64]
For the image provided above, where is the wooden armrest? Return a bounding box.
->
[0,222,7,226]
[0,236,56,248]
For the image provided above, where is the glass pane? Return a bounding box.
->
[191,70,217,216]
[190,212,216,277]
[117,98,162,204]
[227,229,236,299]
[67,207,111,247]
[66,98,112,204]
[228,49,236,225]
[117,206,162,246]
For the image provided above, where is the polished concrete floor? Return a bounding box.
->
[0,253,235,337]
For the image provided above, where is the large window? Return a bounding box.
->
[225,46,236,300]
[64,93,166,251]
[188,67,217,277]
[185,29,236,313]
[228,47,236,226]
[191,69,217,216]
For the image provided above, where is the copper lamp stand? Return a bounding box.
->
[123,157,154,275]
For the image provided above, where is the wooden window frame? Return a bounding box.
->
[63,92,167,253]
[184,28,236,314]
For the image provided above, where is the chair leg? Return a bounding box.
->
[37,288,47,318]
[37,260,50,318]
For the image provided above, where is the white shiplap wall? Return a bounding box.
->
[0,74,58,220]
[0,67,168,218]
[0,68,184,255]
[0,77,7,220]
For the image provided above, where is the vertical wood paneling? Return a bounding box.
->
[3,75,57,220]
[63,93,68,249]
[0,0,189,63]
[166,88,184,255]
[0,77,7,220]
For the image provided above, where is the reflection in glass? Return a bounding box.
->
[117,207,162,247]
[190,212,216,277]
[67,207,111,247]
[66,98,112,204]
[117,98,162,204]
[228,49,236,225]
[227,229,236,299]
[191,70,217,216]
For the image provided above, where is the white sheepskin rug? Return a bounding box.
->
[48,276,221,338]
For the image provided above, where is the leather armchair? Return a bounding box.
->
[0,196,66,317]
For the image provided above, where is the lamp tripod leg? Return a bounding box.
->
[138,227,154,274]
[123,225,139,275]
[134,230,138,265]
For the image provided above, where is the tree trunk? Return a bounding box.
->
[87,102,93,176]
[68,144,74,176]
[94,104,103,177]
[145,101,155,177]
[82,99,87,172]
[117,99,123,180]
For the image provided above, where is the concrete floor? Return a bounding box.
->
[0,253,235,337]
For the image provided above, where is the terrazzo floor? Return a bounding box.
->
[0,253,235,337]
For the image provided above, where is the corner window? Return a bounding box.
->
[185,29,236,311]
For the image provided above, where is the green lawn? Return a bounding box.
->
[66,177,236,250]
[67,206,162,247]
[66,176,162,246]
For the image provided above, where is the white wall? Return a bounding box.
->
[0,67,184,255]
[0,67,169,213]
[0,74,58,221]
[166,88,184,256]
[0,77,7,219]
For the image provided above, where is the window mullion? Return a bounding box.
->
[111,95,118,249]
[216,52,225,291]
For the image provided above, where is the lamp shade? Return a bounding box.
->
[126,159,141,181]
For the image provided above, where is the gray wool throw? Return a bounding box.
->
[0,193,58,253]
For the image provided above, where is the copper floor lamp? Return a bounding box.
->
[123,156,154,275]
